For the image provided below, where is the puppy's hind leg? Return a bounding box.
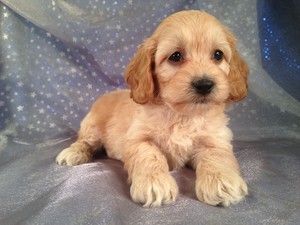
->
[56,112,103,166]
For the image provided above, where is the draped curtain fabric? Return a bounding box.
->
[0,1,299,225]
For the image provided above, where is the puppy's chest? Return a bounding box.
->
[151,117,205,165]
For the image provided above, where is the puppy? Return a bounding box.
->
[56,10,249,207]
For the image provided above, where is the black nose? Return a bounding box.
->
[192,78,215,95]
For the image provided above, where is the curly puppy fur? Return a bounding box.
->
[56,10,249,207]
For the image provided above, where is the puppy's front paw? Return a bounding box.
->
[196,171,248,207]
[56,144,92,166]
[130,173,178,207]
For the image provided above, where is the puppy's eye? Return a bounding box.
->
[168,52,183,62]
[213,50,223,61]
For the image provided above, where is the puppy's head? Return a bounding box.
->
[125,10,249,114]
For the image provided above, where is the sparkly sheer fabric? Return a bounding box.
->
[0,1,299,225]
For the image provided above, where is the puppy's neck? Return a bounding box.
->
[142,101,226,120]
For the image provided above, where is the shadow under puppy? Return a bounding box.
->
[56,10,249,207]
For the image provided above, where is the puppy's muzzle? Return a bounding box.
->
[192,77,215,95]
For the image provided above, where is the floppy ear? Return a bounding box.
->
[225,28,249,102]
[124,38,157,104]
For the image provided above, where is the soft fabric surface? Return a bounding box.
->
[0,1,299,225]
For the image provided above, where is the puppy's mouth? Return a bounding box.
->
[172,94,214,108]
[193,97,211,104]
[189,90,214,105]
[166,97,214,116]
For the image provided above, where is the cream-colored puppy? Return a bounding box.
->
[56,10,249,207]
